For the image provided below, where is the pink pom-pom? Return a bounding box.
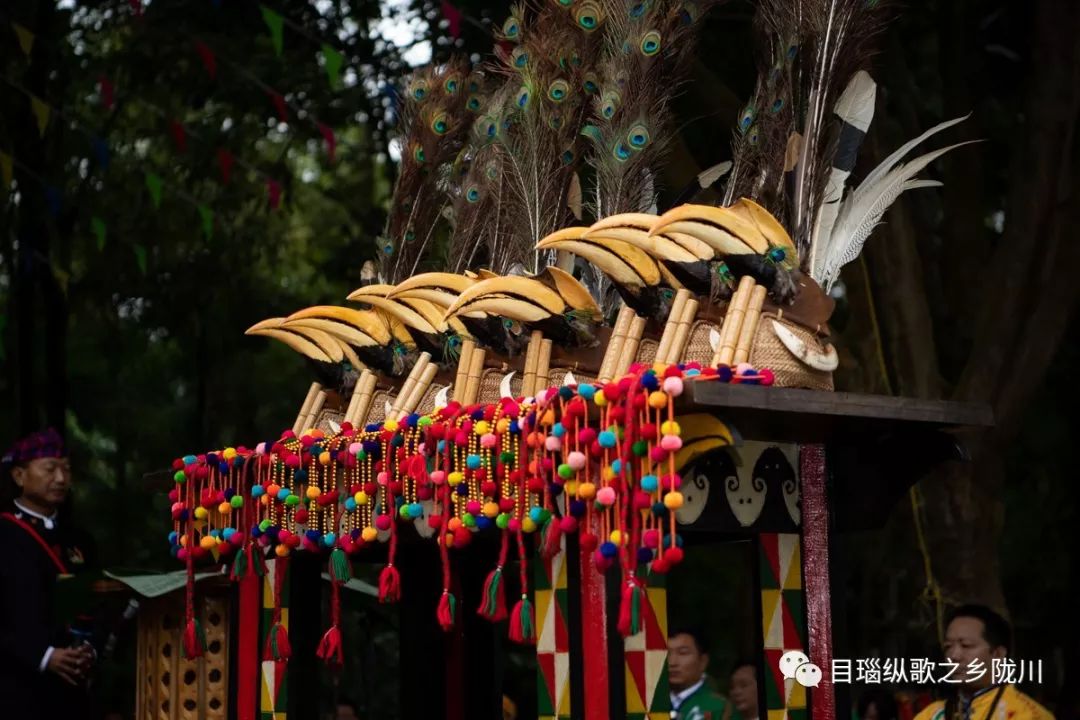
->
[508,518,521,532]
[278,530,293,544]
[377,471,390,485]
[663,473,682,489]
[480,433,498,449]
[650,446,668,463]
[466,500,482,515]
[660,435,683,451]
[760,368,775,386]
[349,442,362,455]
[545,435,562,452]
[560,516,579,533]
[643,529,660,548]
[255,442,267,455]
[662,376,684,396]
[430,470,447,485]
[567,451,587,470]
[596,486,617,506]
[577,427,597,445]
[374,515,392,531]
[230,532,244,547]
[177,548,189,561]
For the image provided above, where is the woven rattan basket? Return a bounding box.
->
[683,321,718,366]
[635,339,659,365]
[478,369,524,404]
[547,368,597,388]
[748,312,834,391]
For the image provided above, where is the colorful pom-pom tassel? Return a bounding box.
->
[262,621,291,661]
[229,544,248,581]
[315,625,343,667]
[182,618,207,659]
[437,591,457,631]
[540,514,564,559]
[478,566,507,621]
[508,595,535,645]
[379,564,401,603]
[617,577,645,637]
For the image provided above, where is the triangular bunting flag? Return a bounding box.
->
[441,1,463,40]
[216,148,234,184]
[30,95,51,137]
[145,172,163,209]
[198,205,214,241]
[91,216,106,251]
[317,122,336,163]
[194,40,217,79]
[133,244,147,275]
[13,23,35,56]
[0,151,12,190]
[320,44,344,89]
[260,6,284,57]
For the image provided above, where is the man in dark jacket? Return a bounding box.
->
[0,428,96,719]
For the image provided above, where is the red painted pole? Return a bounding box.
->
[579,533,609,720]
[801,444,835,720]
[236,572,260,720]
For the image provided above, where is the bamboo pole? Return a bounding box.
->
[522,331,543,398]
[617,315,648,377]
[534,339,553,396]
[453,339,476,402]
[714,276,756,366]
[303,390,328,433]
[463,347,487,405]
[350,372,378,426]
[598,306,634,383]
[292,382,322,436]
[733,285,768,365]
[392,352,431,415]
[655,289,690,363]
[343,371,371,425]
[668,298,699,365]
[399,362,439,418]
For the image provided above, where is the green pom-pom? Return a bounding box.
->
[230,495,244,509]
[418,416,433,427]
[632,440,649,457]
[398,505,411,519]
[174,470,187,483]
[557,464,574,480]
[463,513,477,528]
[496,513,510,529]
[259,519,272,532]
[285,494,300,507]
[500,451,516,465]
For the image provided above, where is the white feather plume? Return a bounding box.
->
[814,115,975,290]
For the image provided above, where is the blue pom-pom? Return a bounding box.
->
[345,498,358,512]
[305,529,321,542]
[276,488,291,501]
[717,365,733,382]
[329,449,339,460]
[233,456,244,468]
[569,500,587,517]
[471,409,485,420]
[251,526,262,538]
[637,547,654,564]
[178,509,190,522]
[509,420,520,434]
[265,527,280,541]
[323,532,337,547]
[578,383,595,400]
[223,528,235,541]
[455,483,469,496]
[295,468,309,482]
[168,531,178,544]
[350,528,362,541]
[437,439,447,453]
[206,453,219,465]
[251,484,265,498]
[218,462,230,475]
[211,529,223,540]
[476,516,493,531]
[552,422,566,438]
[224,488,236,500]
[600,541,618,558]
[641,474,658,492]
[183,454,198,465]
[529,507,544,523]
[598,430,617,448]
[407,413,421,428]
[558,386,574,400]
[640,373,659,391]
[365,423,380,432]
[549,482,564,497]
[395,495,405,508]
[652,502,667,517]
[685,368,701,377]
[466,454,482,470]
[170,546,180,558]
[408,502,422,517]
[363,440,379,452]
[310,445,323,456]
[611,459,622,474]
[391,434,405,448]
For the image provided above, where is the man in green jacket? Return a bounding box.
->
[667,627,733,720]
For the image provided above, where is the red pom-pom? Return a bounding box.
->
[580,532,599,553]
[760,368,775,386]
[652,557,671,574]
[499,498,515,513]
[295,508,310,524]
[527,476,545,493]
[577,427,597,445]
[363,482,378,495]
[665,547,685,565]
[481,481,498,496]
[663,365,682,378]
[632,392,646,410]
[172,458,185,470]
[608,406,625,424]
[603,383,623,401]
[428,515,443,530]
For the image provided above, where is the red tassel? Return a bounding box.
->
[477,566,507,621]
[437,591,456,631]
[315,625,343,667]
[541,516,564,559]
[262,622,291,661]
[617,577,646,638]
[379,564,401,603]
[508,595,535,645]
[182,618,205,659]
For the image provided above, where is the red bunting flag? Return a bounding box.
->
[267,179,282,210]
[194,40,217,80]
[267,91,287,123]
[216,148,234,184]
[441,1,463,40]
[317,123,336,163]
[98,76,115,110]
[168,120,187,153]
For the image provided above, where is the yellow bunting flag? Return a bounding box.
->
[0,151,12,190]
[13,23,35,56]
[30,95,50,136]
